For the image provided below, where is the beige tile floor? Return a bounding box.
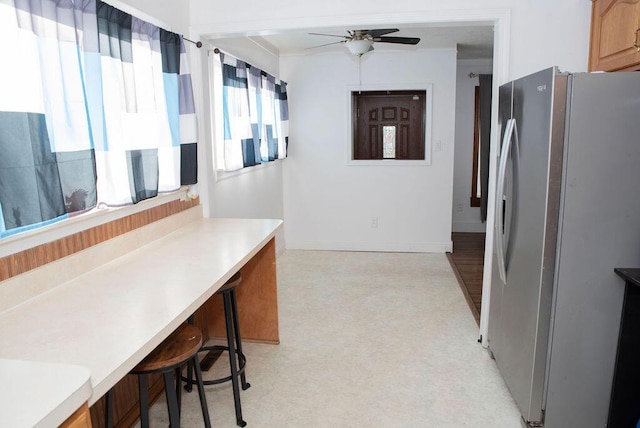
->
[142,250,522,427]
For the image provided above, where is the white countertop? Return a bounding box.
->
[0,217,282,423]
[0,359,92,428]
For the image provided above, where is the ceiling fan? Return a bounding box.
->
[308,28,420,55]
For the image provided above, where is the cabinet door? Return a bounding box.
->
[61,403,92,428]
[589,0,640,71]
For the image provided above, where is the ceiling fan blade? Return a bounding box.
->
[305,40,346,50]
[374,36,420,45]
[308,32,348,39]
[365,28,399,38]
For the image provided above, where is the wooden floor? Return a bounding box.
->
[446,232,486,325]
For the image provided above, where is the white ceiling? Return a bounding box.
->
[213,25,494,60]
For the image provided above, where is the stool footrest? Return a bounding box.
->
[182,345,249,386]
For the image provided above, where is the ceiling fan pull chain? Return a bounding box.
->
[358,55,362,93]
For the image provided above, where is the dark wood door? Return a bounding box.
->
[353,91,425,160]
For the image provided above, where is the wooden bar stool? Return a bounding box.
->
[107,324,212,428]
[185,271,250,427]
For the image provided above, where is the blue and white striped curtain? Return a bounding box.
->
[275,80,289,159]
[221,55,252,171]
[96,0,197,205]
[175,33,198,185]
[0,0,99,236]
[220,53,288,171]
[0,0,197,237]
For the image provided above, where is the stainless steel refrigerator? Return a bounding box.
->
[487,67,640,428]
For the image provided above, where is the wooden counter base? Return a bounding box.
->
[61,403,92,428]
[201,237,279,345]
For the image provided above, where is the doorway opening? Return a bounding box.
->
[449,59,494,325]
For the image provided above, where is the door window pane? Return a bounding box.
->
[383,126,396,159]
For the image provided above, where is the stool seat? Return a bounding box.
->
[112,323,212,428]
[133,324,202,373]
[217,271,242,293]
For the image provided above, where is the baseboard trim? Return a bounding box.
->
[285,240,453,253]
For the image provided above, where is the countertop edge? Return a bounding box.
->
[0,359,92,428]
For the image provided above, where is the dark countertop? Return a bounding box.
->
[614,268,640,288]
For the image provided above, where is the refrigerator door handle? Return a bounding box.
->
[495,118,517,283]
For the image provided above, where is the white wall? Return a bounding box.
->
[210,163,284,225]
[280,49,457,252]
[190,0,591,80]
[452,59,493,233]
[110,0,189,33]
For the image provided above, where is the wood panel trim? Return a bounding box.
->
[0,197,199,282]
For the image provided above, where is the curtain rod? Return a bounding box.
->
[210,47,285,82]
[210,48,263,74]
[210,47,253,67]
[210,47,259,67]
[183,36,202,48]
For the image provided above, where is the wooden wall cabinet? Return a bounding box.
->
[61,403,92,428]
[590,0,640,71]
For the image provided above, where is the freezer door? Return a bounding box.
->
[488,80,514,361]
[489,67,567,425]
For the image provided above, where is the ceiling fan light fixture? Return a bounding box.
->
[346,39,373,55]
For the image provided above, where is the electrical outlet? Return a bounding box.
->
[371,216,378,228]
[456,203,464,212]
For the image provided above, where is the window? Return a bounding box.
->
[0,1,197,238]
[210,51,289,173]
[352,90,426,160]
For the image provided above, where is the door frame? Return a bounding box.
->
[346,82,433,165]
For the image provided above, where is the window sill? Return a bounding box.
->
[216,159,282,182]
[0,188,193,258]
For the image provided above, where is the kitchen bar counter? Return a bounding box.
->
[613,268,640,288]
[0,215,282,424]
[0,359,91,427]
